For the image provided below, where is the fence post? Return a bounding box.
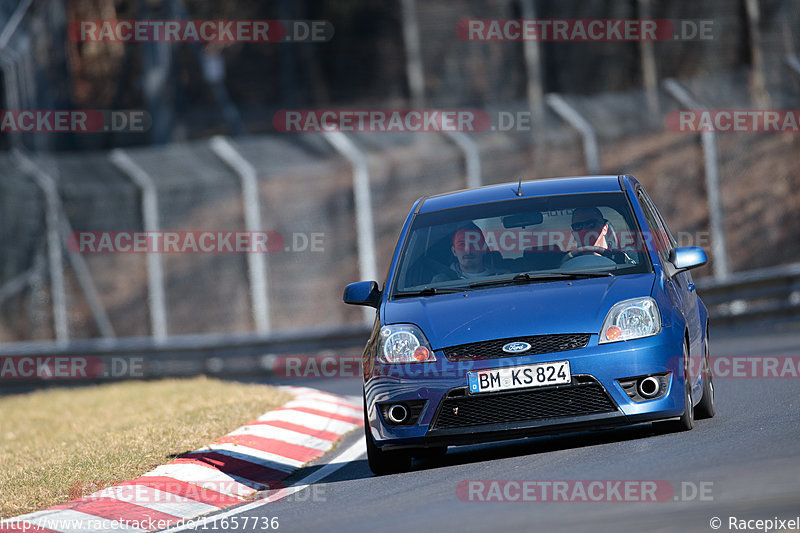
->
[110,149,169,340]
[744,0,770,109]
[323,131,378,324]
[210,136,271,333]
[637,0,660,122]
[0,0,33,50]
[0,0,34,152]
[545,93,601,174]
[400,0,426,110]
[443,132,482,189]
[663,79,729,280]
[12,151,68,343]
[520,0,545,124]
[13,151,117,340]
[0,54,22,150]
[786,55,800,78]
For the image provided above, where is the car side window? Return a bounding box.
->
[642,191,678,249]
[636,188,672,264]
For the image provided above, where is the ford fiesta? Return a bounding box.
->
[344,175,715,475]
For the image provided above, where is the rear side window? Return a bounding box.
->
[637,188,674,264]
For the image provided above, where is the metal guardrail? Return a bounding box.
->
[1,263,799,389]
[696,262,800,323]
[0,323,372,388]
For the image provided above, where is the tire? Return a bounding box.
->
[657,341,694,433]
[364,397,413,475]
[695,332,716,419]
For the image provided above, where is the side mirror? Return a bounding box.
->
[669,246,708,272]
[343,281,381,308]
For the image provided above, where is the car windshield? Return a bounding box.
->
[392,192,652,295]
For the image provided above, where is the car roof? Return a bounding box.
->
[417,175,625,214]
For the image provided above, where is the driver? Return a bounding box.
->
[565,207,635,266]
[570,207,609,250]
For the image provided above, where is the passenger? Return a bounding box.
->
[432,223,502,281]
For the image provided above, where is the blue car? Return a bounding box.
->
[344,175,715,475]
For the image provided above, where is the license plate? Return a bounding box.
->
[467,361,571,394]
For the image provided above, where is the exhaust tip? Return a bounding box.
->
[638,376,661,398]
[386,404,409,424]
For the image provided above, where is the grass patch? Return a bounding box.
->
[0,377,291,518]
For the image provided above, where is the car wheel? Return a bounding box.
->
[364,397,412,475]
[657,342,694,433]
[695,333,715,419]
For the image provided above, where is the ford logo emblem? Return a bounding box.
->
[502,341,532,354]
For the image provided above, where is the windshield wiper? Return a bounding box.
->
[551,271,614,278]
[469,270,612,288]
[393,287,467,298]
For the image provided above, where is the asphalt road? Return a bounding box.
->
[177,319,800,533]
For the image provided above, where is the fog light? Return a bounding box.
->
[638,376,661,398]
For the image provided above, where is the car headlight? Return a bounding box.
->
[377,324,436,364]
[599,297,661,344]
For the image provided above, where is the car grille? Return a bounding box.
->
[443,334,591,361]
[432,380,617,429]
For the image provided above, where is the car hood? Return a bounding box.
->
[383,273,656,349]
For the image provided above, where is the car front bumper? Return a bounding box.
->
[365,325,688,450]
